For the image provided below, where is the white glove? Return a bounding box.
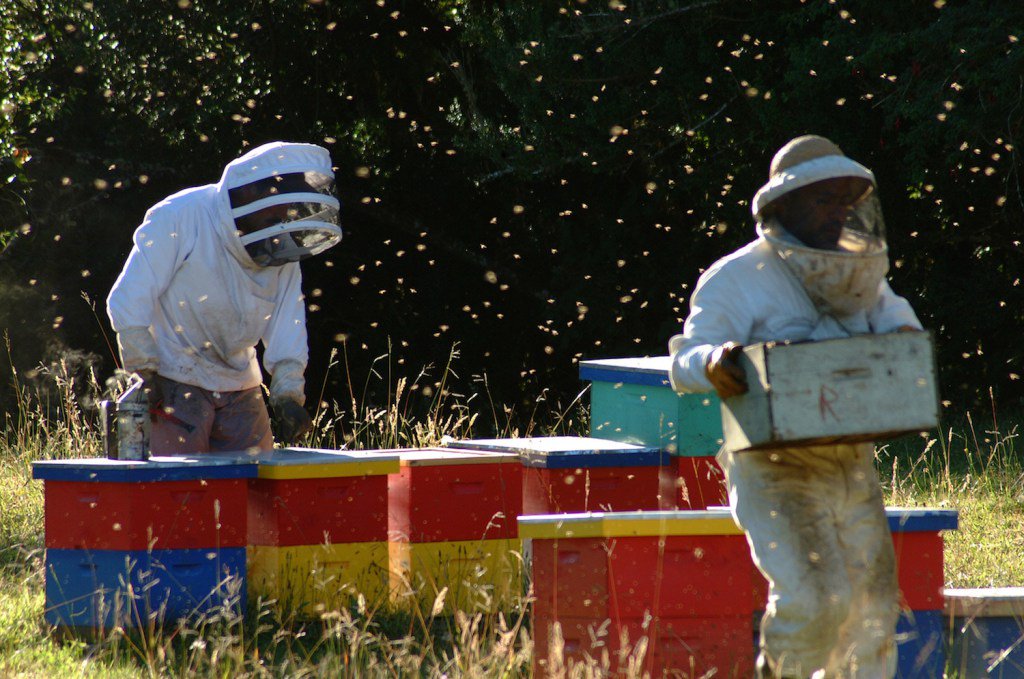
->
[269,359,306,407]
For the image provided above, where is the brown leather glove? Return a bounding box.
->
[705,342,748,399]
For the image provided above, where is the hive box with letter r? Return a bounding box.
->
[721,332,939,453]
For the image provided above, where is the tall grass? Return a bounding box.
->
[0,343,592,677]
[305,341,590,451]
[2,343,1023,677]
[877,396,1024,590]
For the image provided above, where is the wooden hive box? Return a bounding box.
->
[722,332,939,452]
[244,448,400,615]
[33,455,256,628]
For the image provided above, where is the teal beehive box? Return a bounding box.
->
[580,357,722,456]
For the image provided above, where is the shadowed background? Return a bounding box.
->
[1,0,1022,427]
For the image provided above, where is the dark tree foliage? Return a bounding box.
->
[1,0,1022,421]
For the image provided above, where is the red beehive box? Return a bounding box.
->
[675,455,727,509]
[889,509,958,610]
[246,448,399,547]
[387,449,522,543]
[520,509,755,677]
[448,436,674,514]
[534,615,751,676]
[745,509,957,614]
[33,456,256,551]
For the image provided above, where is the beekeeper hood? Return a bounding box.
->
[220,142,341,267]
[752,135,889,318]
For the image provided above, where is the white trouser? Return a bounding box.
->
[719,443,898,678]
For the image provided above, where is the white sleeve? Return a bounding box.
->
[106,204,192,372]
[262,263,308,405]
[668,265,755,394]
[868,279,922,333]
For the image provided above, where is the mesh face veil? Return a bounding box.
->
[757,179,891,317]
[228,170,341,267]
[751,136,892,317]
[760,181,887,254]
[834,187,886,254]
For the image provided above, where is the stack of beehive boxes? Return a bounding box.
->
[33,448,528,627]
[34,456,254,629]
[386,448,523,613]
[888,509,959,677]
[246,449,399,615]
[520,509,757,676]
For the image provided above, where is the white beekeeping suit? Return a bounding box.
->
[107,141,341,453]
[669,136,922,678]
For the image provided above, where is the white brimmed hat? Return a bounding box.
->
[751,135,875,218]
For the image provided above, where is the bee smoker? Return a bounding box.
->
[99,375,151,460]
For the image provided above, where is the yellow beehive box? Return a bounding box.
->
[248,541,389,616]
[388,538,523,614]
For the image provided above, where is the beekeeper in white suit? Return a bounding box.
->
[107,141,342,454]
[669,135,922,678]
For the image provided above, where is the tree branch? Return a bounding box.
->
[564,1,721,38]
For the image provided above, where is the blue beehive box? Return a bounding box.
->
[45,547,246,628]
[889,508,959,678]
[579,357,722,455]
[946,587,1024,678]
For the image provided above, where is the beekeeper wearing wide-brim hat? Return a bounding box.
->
[107,141,342,454]
[668,135,923,678]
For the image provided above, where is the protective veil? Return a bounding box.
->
[759,219,890,318]
[753,138,890,319]
[228,167,341,267]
